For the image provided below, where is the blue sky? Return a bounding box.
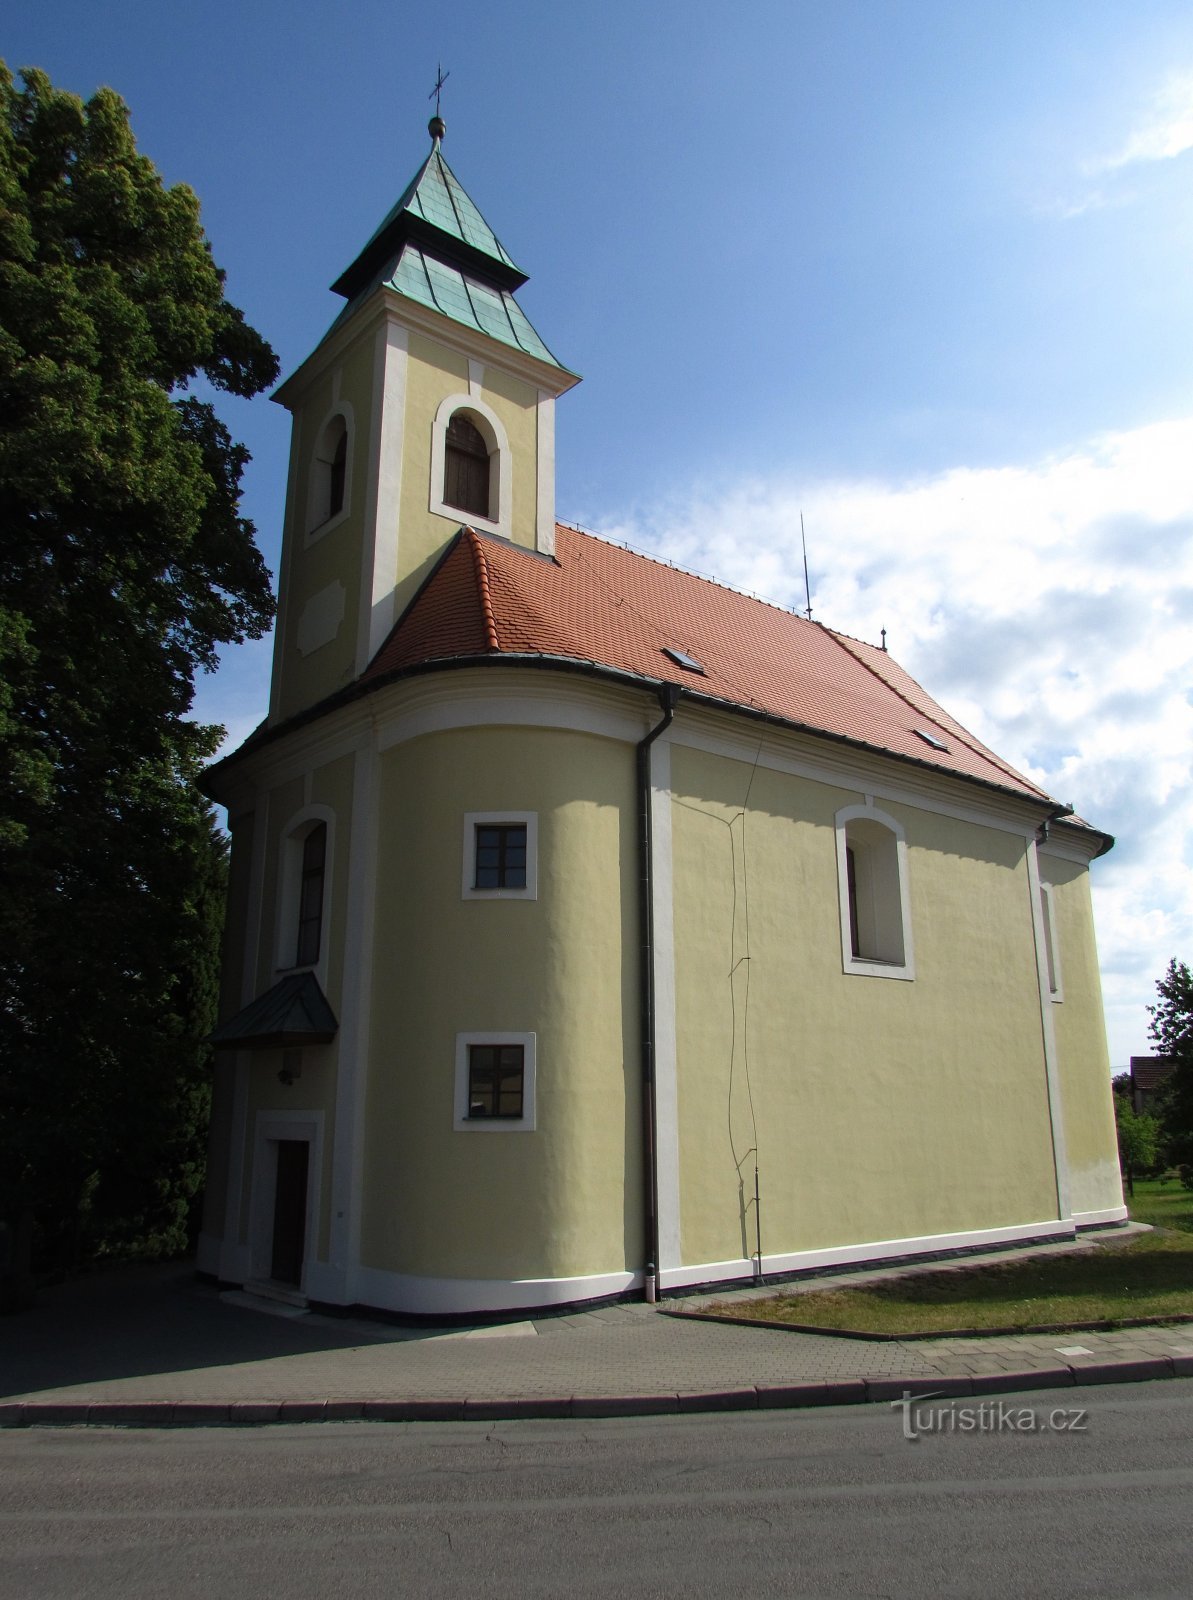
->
[7,1,1193,1068]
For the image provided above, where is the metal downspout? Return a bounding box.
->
[637,682,679,1304]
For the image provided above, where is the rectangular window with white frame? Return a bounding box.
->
[454,1031,536,1131]
[462,811,538,900]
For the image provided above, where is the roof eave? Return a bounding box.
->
[203,650,1076,823]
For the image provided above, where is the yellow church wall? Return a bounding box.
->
[308,751,356,1017]
[273,331,374,721]
[361,723,638,1283]
[233,753,358,1261]
[669,744,1061,1272]
[202,809,258,1244]
[1043,855,1123,1217]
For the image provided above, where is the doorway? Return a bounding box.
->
[270,1139,309,1286]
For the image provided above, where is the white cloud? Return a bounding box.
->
[1095,70,1193,172]
[598,418,1193,1069]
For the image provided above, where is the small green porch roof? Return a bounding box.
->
[208,972,339,1052]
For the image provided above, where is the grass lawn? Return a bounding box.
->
[704,1177,1193,1336]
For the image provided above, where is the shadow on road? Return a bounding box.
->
[0,1260,446,1399]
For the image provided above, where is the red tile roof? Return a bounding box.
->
[364,524,1058,806]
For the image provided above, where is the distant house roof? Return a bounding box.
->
[1130,1056,1175,1092]
[208,972,338,1051]
[363,523,1083,813]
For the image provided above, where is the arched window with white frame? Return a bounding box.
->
[429,394,511,534]
[275,808,335,974]
[306,411,351,535]
[834,803,915,980]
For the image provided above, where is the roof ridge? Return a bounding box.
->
[826,630,1050,799]
[558,521,830,629]
[466,527,500,651]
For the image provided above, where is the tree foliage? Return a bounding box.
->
[1111,1087,1159,1198]
[0,64,277,1272]
[1147,958,1193,1169]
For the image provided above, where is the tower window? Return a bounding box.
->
[444,412,491,518]
[295,823,327,967]
[308,412,351,534]
[328,429,347,519]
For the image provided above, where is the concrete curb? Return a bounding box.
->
[2,1357,1189,1428]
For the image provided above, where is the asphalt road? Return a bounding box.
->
[2,1380,1191,1598]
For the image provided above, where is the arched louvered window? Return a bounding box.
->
[295,823,327,968]
[444,413,491,518]
[328,429,347,519]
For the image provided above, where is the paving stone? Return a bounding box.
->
[970,1367,1074,1395]
[572,1393,678,1417]
[1069,1357,1172,1386]
[676,1387,758,1413]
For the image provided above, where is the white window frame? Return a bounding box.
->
[274,804,335,978]
[429,394,511,536]
[462,810,538,901]
[1039,881,1064,1002]
[305,404,354,542]
[454,1031,537,1132]
[834,802,915,981]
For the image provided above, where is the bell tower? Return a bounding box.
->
[266,116,580,725]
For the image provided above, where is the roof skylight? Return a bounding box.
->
[662,646,705,674]
[914,729,949,752]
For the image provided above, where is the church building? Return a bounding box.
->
[199,115,1125,1317]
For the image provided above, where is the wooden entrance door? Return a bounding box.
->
[270,1139,309,1287]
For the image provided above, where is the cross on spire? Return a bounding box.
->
[429,64,450,117]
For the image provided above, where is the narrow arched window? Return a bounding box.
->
[444,413,491,518]
[308,413,349,532]
[295,823,327,967]
[328,429,347,519]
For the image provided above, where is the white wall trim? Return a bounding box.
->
[377,687,645,754]
[268,414,303,724]
[220,795,270,1268]
[834,801,915,981]
[1073,1204,1130,1228]
[667,713,1050,843]
[246,1109,325,1292]
[453,1031,537,1131]
[360,322,408,672]
[649,738,681,1272]
[659,1217,1076,1291]
[1038,879,1064,1003]
[352,1263,639,1316]
[535,390,556,556]
[461,810,538,900]
[428,391,512,537]
[326,740,380,1304]
[1027,840,1072,1222]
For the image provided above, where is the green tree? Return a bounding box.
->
[1148,959,1193,1171]
[1112,1087,1159,1198]
[0,64,277,1290]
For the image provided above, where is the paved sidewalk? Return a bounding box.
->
[2,1236,1191,1425]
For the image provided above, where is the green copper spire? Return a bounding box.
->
[329,117,571,372]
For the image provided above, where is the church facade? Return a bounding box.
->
[198,118,1124,1317]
